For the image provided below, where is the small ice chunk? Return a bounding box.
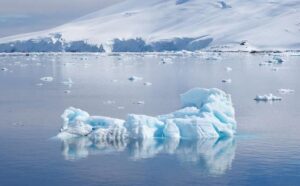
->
[80,57,88,60]
[278,89,294,94]
[40,76,54,82]
[103,100,115,105]
[273,57,285,64]
[128,76,143,81]
[134,101,145,105]
[254,94,282,101]
[161,58,173,64]
[205,56,221,61]
[226,67,232,72]
[62,78,73,87]
[266,57,285,64]
[1,67,8,71]
[259,62,270,66]
[12,122,24,127]
[222,79,232,83]
[111,79,118,83]
[117,106,125,110]
[36,83,43,86]
[64,90,71,94]
[144,82,152,86]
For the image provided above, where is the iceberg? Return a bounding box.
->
[58,88,236,140]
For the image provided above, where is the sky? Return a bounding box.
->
[0,0,122,38]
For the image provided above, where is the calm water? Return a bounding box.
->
[0,53,300,186]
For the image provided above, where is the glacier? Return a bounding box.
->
[0,0,299,53]
[58,88,236,140]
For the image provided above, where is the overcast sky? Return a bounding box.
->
[0,0,122,38]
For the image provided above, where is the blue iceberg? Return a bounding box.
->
[58,88,236,140]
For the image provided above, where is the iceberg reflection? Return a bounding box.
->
[60,137,236,175]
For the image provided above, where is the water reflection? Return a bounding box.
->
[60,137,236,175]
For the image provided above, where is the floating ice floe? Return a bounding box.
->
[64,90,71,94]
[278,89,295,94]
[111,79,118,83]
[222,79,232,83]
[266,56,285,64]
[1,67,8,71]
[117,106,125,110]
[62,78,73,87]
[40,76,54,82]
[103,100,115,105]
[143,82,152,86]
[128,76,143,81]
[160,58,173,64]
[205,56,222,61]
[133,101,145,105]
[226,67,232,72]
[272,56,285,64]
[57,88,236,140]
[254,94,282,102]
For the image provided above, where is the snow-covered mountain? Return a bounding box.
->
[0,0,299,52]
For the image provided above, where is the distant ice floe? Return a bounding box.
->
[160,58,173,64]
[278,89,295,94]
[205,55,222,61]
[40,76,54,82]
[133,101,145,105]
[128,76,143,81]
[143,82,152,86]
[217,1,232,9]
[265,56,285,65]
[254,94,282,102]
[222,79,232,83]
[271,56,285,64]
[62,78,73,87]
[57,88,236,141]
[226,67,232,72]
[1,67,8,71]
[260,56,286,67]
[64,90,71,94]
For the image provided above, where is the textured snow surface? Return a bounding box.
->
[0,0,299,52]
[58,88,236,140]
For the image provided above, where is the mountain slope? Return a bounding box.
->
[0,0,299,52]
